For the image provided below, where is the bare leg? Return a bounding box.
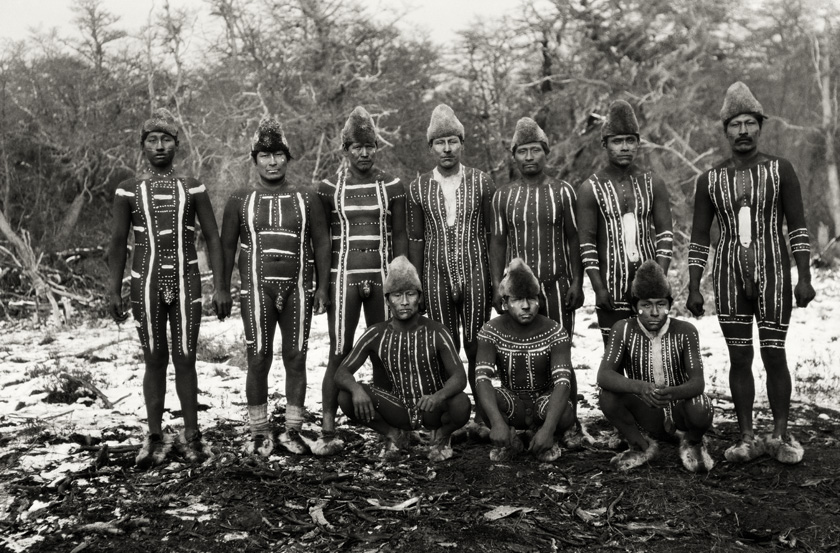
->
[323,288,364,434]
[727,346,756,439]
[760,347,791,438]
[598,389,657,451]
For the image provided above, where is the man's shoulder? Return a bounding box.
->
[371,168,400,185]
[421,317,454,336]
[493,181,519,195]
[609,317,634,335]
[408,170,434,189]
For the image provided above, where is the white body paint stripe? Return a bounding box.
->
[246,192,262,353]
[139,181,156,352]
[176,180,189,355]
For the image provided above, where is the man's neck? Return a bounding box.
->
[503,313,541,337]
[603,161,636,179]
[147,162,175,178]
[390,313,422,332]
[436,162,461,179]
[347,165,372,180]
[730,149,762,168]
[257,176,286,190]
[519,172,546,187]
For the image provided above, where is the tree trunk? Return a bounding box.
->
[816,25,840,239]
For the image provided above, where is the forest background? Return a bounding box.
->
[1,0,839,319]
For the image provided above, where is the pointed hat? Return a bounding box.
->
[383,256,422,294]
[601,100,640,139]
[251,117,292,158]
[342,106,378,145]
[510,117,549,154]
[720,81,765,124]
[142,107,179,140]
[426,104,465,143]
[631,260,672,301]
[499,258,541,298]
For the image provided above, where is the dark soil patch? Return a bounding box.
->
[3,404,840,552]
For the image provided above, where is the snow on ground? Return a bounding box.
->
[1,268,838,484]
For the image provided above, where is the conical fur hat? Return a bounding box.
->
[499,258,541,298]
[720,81,765,124]
[631,260,671,301]
[426,104,465,143]
[251,117,292,157]
[510,117,549,154]
[142,107,179,140]
[384,256,422,294]
[342,106,378,145]
[601,100,639,139]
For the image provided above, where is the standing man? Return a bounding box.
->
[577,100,673,344]
[317,106,406,456]
[598,260,714,473]
[475,259,577,463]
[687,82,815,464]
[490,117,583,336]
[406,104,495,425]
[334,256,471,462]
[220,117,331,457]
[108,108,229,468]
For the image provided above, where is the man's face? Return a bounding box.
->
[504,296,539,325]
[143,132,177,168]
[725,114,761,155]
[604,134,639,168]
[513,142,545,176]
[345,142,377,174]
[386,289,422,320]
[430,135,463,170]
[254,151,288,184]
[635,298,670,333]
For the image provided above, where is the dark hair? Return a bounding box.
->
[343,141,379,151]
[428,136,464,148]
[723,113,765,131]
[250,147,292,163]
[512,141,549,155]
[631,295,673,309]
[140,131,179,147]
[601,134,640,147]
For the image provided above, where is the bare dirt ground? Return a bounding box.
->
[1,267,839,552]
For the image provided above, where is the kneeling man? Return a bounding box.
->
[335,256,470,461]
[598,260,714,472]
[475,258,576,462]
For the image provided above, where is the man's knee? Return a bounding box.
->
[143,348,169,371]
[728,346,755,370]
[281,350,307,373]
[683,397,713,431]
[247,351,273,377]
[598,388,623,415]
[759,347,788,370]
[447,392,471,424]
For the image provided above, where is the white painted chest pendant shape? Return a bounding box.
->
[622,212,640,263]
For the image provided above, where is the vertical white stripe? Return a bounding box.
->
[246,192,262,353]
[176,180,189,355]
[335,170,348,353]
[297,193,307,352]
[140,181,156,352]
